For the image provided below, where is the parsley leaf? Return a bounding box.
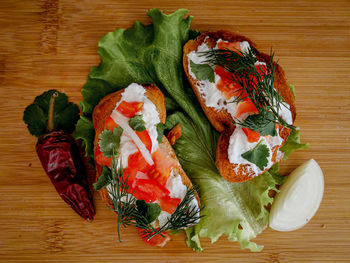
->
[93,166,111,190]
[190,60,215,83]
[241,112,277,136]
[136,200,161,224]
[98,126,123,157]
[259,120,277,136]
[156,123,165,143]
[129,115,146,132]
[241,141,270,170]
[23,89,80,137]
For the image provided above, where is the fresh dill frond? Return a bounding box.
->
[140,185,202,241]
[102,156,201,242]
[167,185,202,229]
[201,47,295,132]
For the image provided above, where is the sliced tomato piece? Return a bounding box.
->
[133,179,170,203]
[215,67,247,100]
[214,66,233,81]
[235,100,258,119]
[104,115,118,131]
[128,151,152,173]
[123,151,153,188]
[149,148,176,185]
[116,101,144,118]
[94,146,112,167]
[159,195,181,214]
[133,187,157,203]
[138,228,171,247]
[217,41,241,52]
[136,130,152,152]
[242,127,261,143]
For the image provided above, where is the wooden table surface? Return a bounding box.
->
[0,0,349,262]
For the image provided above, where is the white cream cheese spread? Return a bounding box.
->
[114,83,161,168]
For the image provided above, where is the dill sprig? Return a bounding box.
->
[106,157,158,241]
[104,156,201,242]
[201,47,294,132]
[139,185,202,240]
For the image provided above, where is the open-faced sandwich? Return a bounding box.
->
[92,83,200,247]
[183,30,296,183]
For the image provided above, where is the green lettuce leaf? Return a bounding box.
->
[75,8,307,252]
[166,112,278,252]
[93,166,111,191]
[73,115,95,159]
[281,128,309,159]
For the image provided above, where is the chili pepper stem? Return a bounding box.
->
[47,92,58,132]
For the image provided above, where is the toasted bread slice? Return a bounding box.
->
[216,125,292,182]
[92,83,197,206]
[183,31,296,183]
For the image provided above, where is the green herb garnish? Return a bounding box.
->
[280,128,309,160]
[241,141,269,170]
[241,111,277,136]
[98,127,123,157]
[202,47,295,132]
[129,115,146,132]
[156,123,165,143]
[190,60,215,83]
[93,166,111,191]
[23,89,80,137]
[100,158,201,242]
[138,185,201,241]
[136,200,161,224]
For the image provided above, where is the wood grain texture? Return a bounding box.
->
[0,0,349,262]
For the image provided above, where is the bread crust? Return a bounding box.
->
[92,83,197,206]
[183,31,296,183]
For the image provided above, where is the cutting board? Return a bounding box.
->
[0,0,349,262]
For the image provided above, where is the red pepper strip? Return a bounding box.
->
[36,131,95,221]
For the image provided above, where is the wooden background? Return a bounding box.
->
[0,0,349,262]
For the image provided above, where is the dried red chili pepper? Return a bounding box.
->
[23,90,95,221]
[36,131,95,221]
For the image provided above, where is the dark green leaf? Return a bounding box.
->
[23,104,47,137]
[280,128,309,160]
[241,141,270,170]
[189,29,201,40]
[190,60,215,83]
[241,112,277,136]
[129,115,146,132]
[23,89,80,137]
[98,126,123,157]
[136,200,161,224]
[73,116,95,159]
[259,120,277,136]
[93,166,111,190]
[156,123,165,143]
[54,102,80,133]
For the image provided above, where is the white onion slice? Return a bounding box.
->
[269,159,324,231]
[110,110,154,166]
